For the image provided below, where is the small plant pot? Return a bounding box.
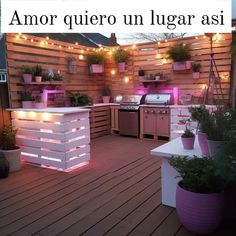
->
[181,136,195,150]
[35,76,42,83]
[118,62,126,72]
[90,64,104,74]
[155,76,161,80]
[198,131,209,156]
[22,74,32,83]
[22,101,33,109]
[34,102,44,109]
[68,60,77,74]
[1,148,21,172]
[102,96,110,103]
[173,61,192,71]
[207,139,224,157]
[139,76,145,81]
[176,181,224,234]
[192,72,200,79]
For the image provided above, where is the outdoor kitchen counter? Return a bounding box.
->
[150,137,201,208]
[8,107,91,171]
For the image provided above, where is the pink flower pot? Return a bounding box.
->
[90,64,104,74]
[34,102,44,109]
[173,61,192,71]
[22,101,33,109]
[35,76,42,83]
[207,140,224,157]
[198,132,209,156]
[118,62,126,72]
[176,182,224,234]
[22,74,32,83]
[102,96,110,103]
[192,72,200,79]
[181,136,195,150]
[68,60,77,74]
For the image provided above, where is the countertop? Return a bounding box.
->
[140,104,216,108]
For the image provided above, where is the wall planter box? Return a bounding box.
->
[22,101,33,109]
[90,64,104,74]
[118,62,126,72]
[192,72,200,79]
[68,60,77,74]
[22,74,33,83]
[172,61,192,71]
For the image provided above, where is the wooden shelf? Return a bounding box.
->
[20,81,65,85]
[139,79,168,83]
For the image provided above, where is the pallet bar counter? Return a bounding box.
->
[8,107,91,171]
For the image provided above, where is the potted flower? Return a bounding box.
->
[87,52,105,74]
[20,65,33,83]
[34,65,43,83]
[101,86,111,103]
[192,63,201,79]
[138,69,145,80]
[66,57,77,74]
[169,156,225,234]
[0,152,9,178]
[167,43,192,71]
[180,119,195,150]
[20,91,34,108]
[34,95,44,109]
[113,48,130,72]
[68,92,93,106]
[0,124,21,172]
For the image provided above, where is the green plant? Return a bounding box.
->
[167,43,191,62]
[0,124,18,150]
[20,65,32,74]
[34,95,41,103]
[66,56,77,61]
[87,52,105,65]
[192,63,201,72]
[34,65,43,76]
[68,92,93,106]
[20,91,34,101]
[169,156,226,193]
[43,71,63,81]
[113,48,130,63]
[138,69,145,76]
[102,86,111,96]
[180,118,195,138]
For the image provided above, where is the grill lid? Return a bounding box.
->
[114,95,143,105]
[145,94,172,105]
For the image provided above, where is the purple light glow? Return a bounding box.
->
[173,87,179,105]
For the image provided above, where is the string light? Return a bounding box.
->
[162,58,168,64]
[46,36,50,40]
[75,42,78,46]
[51,42,54,46]
[156,52,161,59]
[79,55,84,60]
[203,35,206,39]
[124,76,129,83]
[15,35,20,40]
[108,51,113,56]
[59,45,62,49]
[195,36,198,39]
[132,44,136,49]
[30,39,34,42]
[111,69,116,75]
[157,41,161,45]
[164,39,168,42]
[80,49,84,54]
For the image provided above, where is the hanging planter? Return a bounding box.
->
[167,43,192,72]
[67,57,77,74]
[87,52,105,74]
[192,63,201,79]
[113,48,130,73]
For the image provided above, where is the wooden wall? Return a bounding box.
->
[6,33,232,107]
[0,84,11,129]
[105,34,232,104]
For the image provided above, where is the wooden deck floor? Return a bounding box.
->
[0,135,235,236]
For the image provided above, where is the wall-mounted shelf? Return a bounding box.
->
[20,81,65,85]
[139,79,168,87]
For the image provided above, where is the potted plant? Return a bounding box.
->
[20,91,34,108]
[180,119,195,150]
[87,52,105,74]
[20,65,33,83]
[66,57,77,74]
[113,48,130,72]
[138,69,145,80]
[34,95,44,109]
[155,72,163,80]
[169,156,225,234]
[0,151,10,178]
[68,92,93,106]
[34,65,43,83]
[101,86,111,103]
[189,105,212,156]
[167,43,192,71]
[0,124,21,172]
[192,63,201,79]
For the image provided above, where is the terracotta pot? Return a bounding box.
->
[1,148,21,172]
[35,76,42,83]
[172,61,192,71]
[139,76,145,81]
[22,101,33,109]
[0,156,10,178]
[68,60,77,74]
[192,72,200,79]
[176,181,224,234]
[34,102,44,109]
[90,64,104,74]
[181,136,195,150]
[102,96,110,103]
[22,74,32,83]
[207,139,224,157]
[198,132,209,156]
[118,62,126,72]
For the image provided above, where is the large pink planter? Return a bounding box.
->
[176,182,224,234]
[172,61,192,71]
[22,74,32,83]
[118,62,126,72]
[207,140,224,157]
[181,136,195,150]
[22,101,33,109]
[102,96,110,103]
[90,64,104,74]
[198,132,209,156]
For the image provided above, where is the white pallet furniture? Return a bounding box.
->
[8,107,91,171]
[150,137,201,208]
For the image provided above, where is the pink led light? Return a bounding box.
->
[173,87,179,105]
